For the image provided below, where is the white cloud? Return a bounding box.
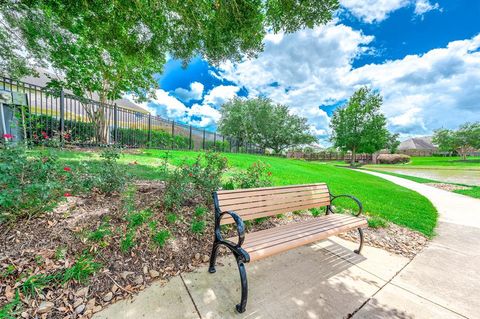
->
[218,20,480,139]
[340,0,410,23]
[173,81,204,102]
[187,103,221,127]
[414,0,441,17]
[203,85,240,107]
[150,89,189,119]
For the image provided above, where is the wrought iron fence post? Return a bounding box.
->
[148,113,152,146]
[189,125,193,150]
[171,120,175,149]
[113,103,118,144]
[213,132,216,151]
[202,128,206,150]
[59,90,65,142]
[222,136,225,152]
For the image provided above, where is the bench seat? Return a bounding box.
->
[229,214,367,261]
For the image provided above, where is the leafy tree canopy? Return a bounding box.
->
[219,97,317,153]
[433,122,480,160]
[330,86,389,164]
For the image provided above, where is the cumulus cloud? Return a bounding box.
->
[187,103,221,127]
[173,81,204,102]
[203,85,240,107]
[414,0,442,17]
[340,0,410,23]
[218,20,480,139]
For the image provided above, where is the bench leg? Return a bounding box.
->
[236,258,248,313]
[208,241,220,273]
[354,228,364,254]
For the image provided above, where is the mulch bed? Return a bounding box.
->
[0,181,428,318]
[425,183,471,192]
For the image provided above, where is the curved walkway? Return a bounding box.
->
[354,170,480,318]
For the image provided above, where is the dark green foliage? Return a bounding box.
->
[152,230,171,248]
[0,289,21,319]
[115,128,190,149]
[225,161,273,189]
[194,206,207,218]
[330,87,390,165]
[126,210,153,229]
[21,273,58,297]
[309,208,323,217]
[0,144,66,223]
[433,122,480,160]
[253,217,269,224]
[166,213,178,224]
[191,220,206,234]
[120,230,136,253]
[62,254,102,284]
[205,140,230,152]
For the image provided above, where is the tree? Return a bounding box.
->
[219,97,317,153]
[1,1,339,143]
[433,122,480,160]
[330,87,389,166]
[385,133,400,154]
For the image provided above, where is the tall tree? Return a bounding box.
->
[1,0,339,143]
[330,87,389,165]
[433,122,480,160]
[219,97,316,153]
[385,133,400,154]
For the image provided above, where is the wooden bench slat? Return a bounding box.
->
[218,189,330,207]
[217,183,327,195]
[217,184,329,200]
[242,218,364,251]
[219,193,331,212]
[220,199,331,224]
[232,215,367,261]
[239,214,360,244]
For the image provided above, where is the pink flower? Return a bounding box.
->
[63,166,72,172]
[3,134,13,139]
[64,192,72,197]
[41,131,49,139]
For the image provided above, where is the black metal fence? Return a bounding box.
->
[0,77,262,153]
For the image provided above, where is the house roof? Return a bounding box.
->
[21,68,149,114]
[398,136,437,150]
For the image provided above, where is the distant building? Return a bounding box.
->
[397,136,438,156]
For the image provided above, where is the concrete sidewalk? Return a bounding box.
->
[94,171,480,318]
[94,237,408,319]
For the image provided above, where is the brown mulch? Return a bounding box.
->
[425,183,471,192]
[0,182,429,318]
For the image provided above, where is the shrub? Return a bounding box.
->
[166,212,178,224]
[114,127,190,149]
[309,207,323,217]
[377,154,410,164]
[224,161,273,190]
[0,143,66,223]
[194,206,207,218]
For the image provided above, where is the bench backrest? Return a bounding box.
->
[214,183,331,225]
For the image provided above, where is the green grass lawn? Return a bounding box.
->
[365,156,480,170]
[32,148,438,237]
[364,169,480,199]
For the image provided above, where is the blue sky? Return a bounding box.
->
[135,0,480,145]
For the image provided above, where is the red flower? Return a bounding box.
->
[267,171,272,176]
[41,131,49,139]
[188,173,193,177]
[63,166,72,172]
[3,134,13,139]
[64,192,72,197]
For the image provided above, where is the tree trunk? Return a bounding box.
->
[351,147,356,166]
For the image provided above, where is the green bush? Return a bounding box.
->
[152,230,171,248]
[0,143,67,223]
[191,220,206,234]
[309,207,323,217]
[224,161,273,190]
[115,128,190,149]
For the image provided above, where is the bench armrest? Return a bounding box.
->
[330,194,363,217]
[218,211,246,247]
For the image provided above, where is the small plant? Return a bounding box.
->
[166,212,178,224]
[62,253,102,284]
[194,206,207,218]
[310,208,323,217]
[126,209,153,229]
[120,230,136,253]
[54,247,67,260]
[1,265,16,278]
[367,215,389,229]
[191,220,206,234]
[152,230,171,248]
[88,220,112,242]
[21,273,58,297]
[0,289,21,319]
[253,217,269,224]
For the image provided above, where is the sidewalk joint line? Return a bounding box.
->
[180,273,203,319]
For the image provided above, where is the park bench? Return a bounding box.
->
[208,183,367,313]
